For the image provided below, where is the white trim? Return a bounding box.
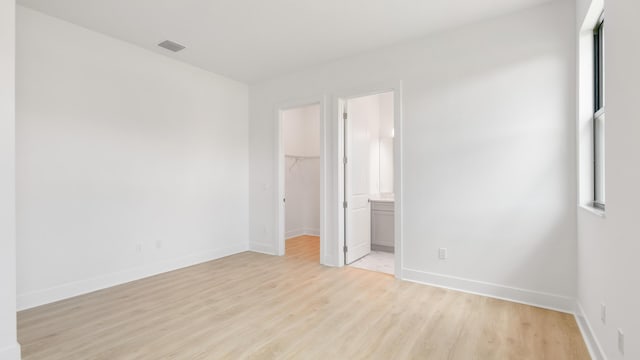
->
[17,244,248,311]
[285,228,306,239]
[0,343,21,360]
[575,301,607,360]
[285,228,320,240]
[335,97,346,267]
[303,228,320,236]
[576,0,605,216]
[402,267,576,314]
[579,204,606,218]
[275,96,327,265]
[392,85,403,279]
[249,242,277,255]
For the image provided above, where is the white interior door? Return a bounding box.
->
[344,99,371,264]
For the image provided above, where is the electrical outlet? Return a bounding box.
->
[601,303,606,324]
[438,248,448,260]
[155,240,163,249]
[618,329,624,355]
[136,243,142,253]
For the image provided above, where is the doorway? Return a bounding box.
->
[280,103,321,262]
[274,84,402,273]
[341,91,396,275]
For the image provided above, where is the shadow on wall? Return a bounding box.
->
[249,0,577,300]
[400,10,575,298]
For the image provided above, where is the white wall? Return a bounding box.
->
[15,7,249,310]
[283,105,320,157]
[347,92,394,196]
[377,92,394,194]
[0,0,20,358]
[284,157,320,238]
[576,0,640,359]
[378,138,394,195]
[283,105,320,238]
[250,0,577,311]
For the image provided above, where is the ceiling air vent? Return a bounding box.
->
[158,40,186,52]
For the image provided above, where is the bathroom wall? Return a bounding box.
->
[378,92,394,195]
[282,105,320,238]
[349,92,394,196]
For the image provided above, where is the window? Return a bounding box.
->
[593,16,605,210]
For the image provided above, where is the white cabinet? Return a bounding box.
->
[371,200,394,252]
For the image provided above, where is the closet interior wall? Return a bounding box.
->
[283,105,321,239]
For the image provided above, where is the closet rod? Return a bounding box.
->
[285,155,320,159]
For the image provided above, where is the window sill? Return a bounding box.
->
[579,204,606,218]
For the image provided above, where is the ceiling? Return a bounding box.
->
[18,0,554,83]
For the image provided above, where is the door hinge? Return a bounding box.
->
[343,157,347,164]
[343,201,348,209]
[343,111,347,120]
[343,245,348,253]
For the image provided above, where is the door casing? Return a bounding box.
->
[336,82,403,276]
[274,81,403,278]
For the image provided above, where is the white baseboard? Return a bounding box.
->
[286,228,320,240]
[17,244,248,311]
[285,228,305,239]
[575,301,607,360]
[249,242,277,255]
[303,228,320,236]
[0,342,21,360]
[402,267,576,314]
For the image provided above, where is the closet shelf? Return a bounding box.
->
[286,155,319,171]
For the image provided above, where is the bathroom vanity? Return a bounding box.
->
[370,197,394,252]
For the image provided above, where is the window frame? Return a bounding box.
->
[592,15,605,211]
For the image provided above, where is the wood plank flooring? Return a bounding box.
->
[18,235,590,359]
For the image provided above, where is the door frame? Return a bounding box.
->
[335,81,403,277]
[273,81,403,276]
[275,96,328,264]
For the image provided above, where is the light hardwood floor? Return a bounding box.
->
[18,235,590,359]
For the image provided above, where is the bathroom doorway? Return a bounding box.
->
[341,91,396,275]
